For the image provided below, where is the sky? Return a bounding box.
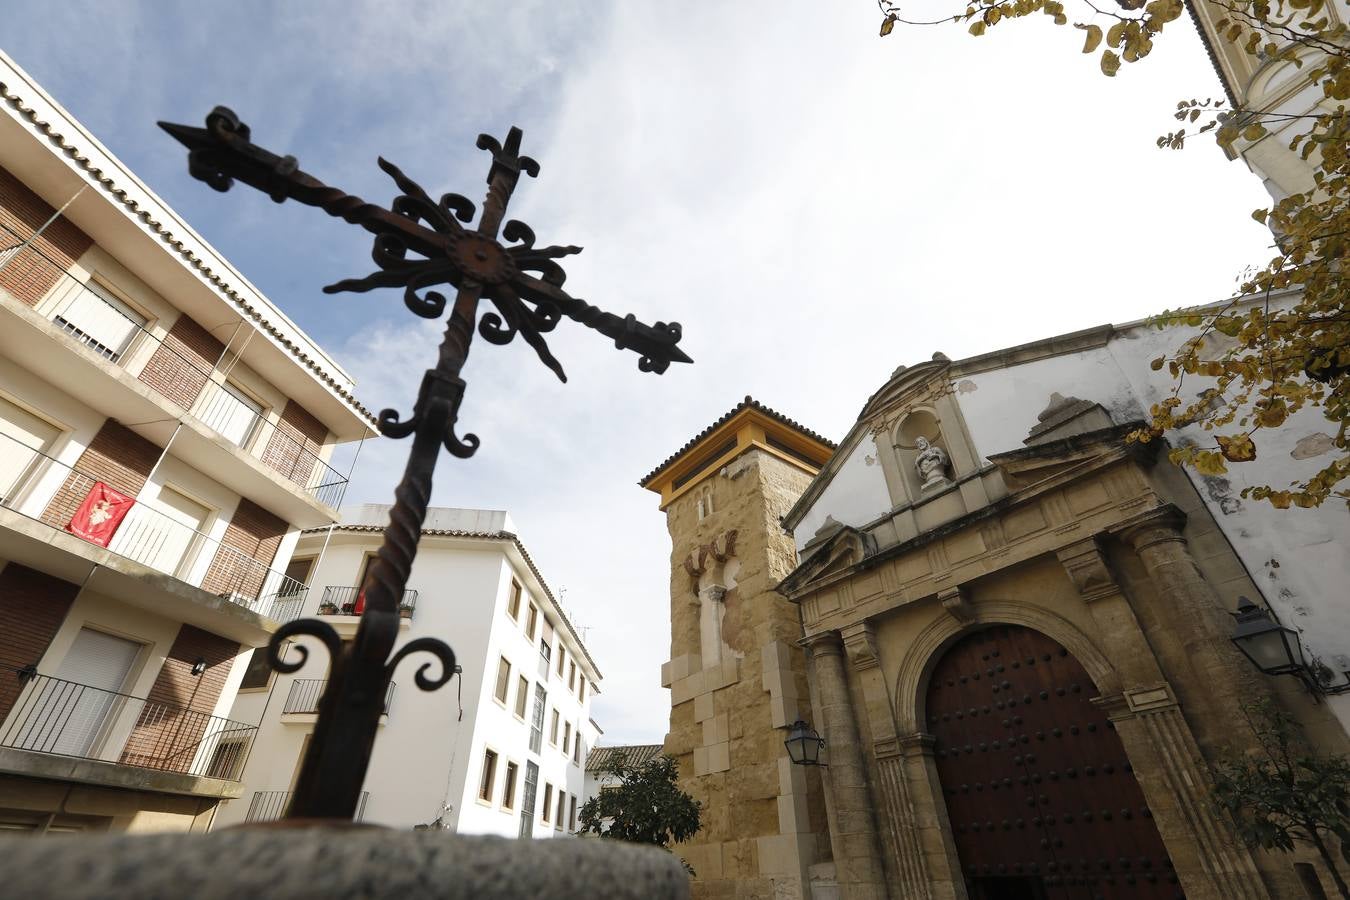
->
[3,1,1276,744]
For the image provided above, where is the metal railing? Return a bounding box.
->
[0,665,256,781]
[0,222,347,507]
[316,585,419,620]
[245,790,368,824]
[283,679,395,716]
[0,429,306,622]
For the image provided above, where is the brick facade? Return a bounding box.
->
[136,314,223,410]
[120,625,241,775]
[199,498,287,600]
[41,420,160,531]
[261,399,327,486]
[0,165,94,308]
[0,563,79,720]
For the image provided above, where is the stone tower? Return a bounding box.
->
[641,398,835,899]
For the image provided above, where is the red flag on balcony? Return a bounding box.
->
[67,482,134,547]
[354,590,366,615]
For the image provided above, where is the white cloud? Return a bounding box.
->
[332,2,1275,745]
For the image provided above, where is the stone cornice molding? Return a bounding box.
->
[897,732,936,758]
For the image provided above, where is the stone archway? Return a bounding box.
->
[925,624,1182,899]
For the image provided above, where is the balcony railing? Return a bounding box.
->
[316,585,419,620]
[246,790,368,824]
[0,222,347,508]
[284,679,395,716]
[0,429,306,622]
[0,665,256,782]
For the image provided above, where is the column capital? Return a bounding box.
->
[1112,503,1188,553]
[801,630,845,657]
[897,731,937,758]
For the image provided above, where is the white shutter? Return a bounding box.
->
[0,395,59,504]
[110,485,210,577]
[195,380,263,447]
[51,282,147,362]
[18,628,143,758]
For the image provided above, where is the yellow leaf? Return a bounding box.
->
[1192,450,1229,476]
[1107,21,1125,46]
[1268,491,1292,509]
[880,14,897,36]
[1080,24,1103,52]
[1101,49,1121,76]
[969,20,987,34]
[1149,356,1165,371]
[1217,434,1257,462]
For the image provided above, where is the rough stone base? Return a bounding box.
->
[0,828,690,899]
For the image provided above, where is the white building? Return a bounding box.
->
[580,742,662,815]
[0,51,372,832]
[215,505,603,835]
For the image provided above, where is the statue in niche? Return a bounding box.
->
[914,436,951,489]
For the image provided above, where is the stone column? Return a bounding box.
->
[806,630,889,900]
[840,622,932,900]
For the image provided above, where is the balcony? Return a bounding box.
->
[283,679,395,717]
[0,223,347,520]
[0,665,255,797]
[1,429,307,626]
[317,586,419,621]
[246,790,368,824]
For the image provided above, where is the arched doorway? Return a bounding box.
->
[925,624,1182,900]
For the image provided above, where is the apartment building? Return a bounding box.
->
[0,52,373,833]
[215,505,602,835]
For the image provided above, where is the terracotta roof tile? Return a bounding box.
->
[585,743,664,773]
[639,396,835,487]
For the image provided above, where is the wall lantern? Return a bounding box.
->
[190,657,208,677]
[1230,597,1350,696]
[785,720,826,766]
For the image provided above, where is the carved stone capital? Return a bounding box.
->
[682,528,740,593]
[802,630,845,658]
[1056,538,1121,604]
[700,585,727,605]
[937,585,973,624]
[841,622,881,671]
[1112,504,1188,554]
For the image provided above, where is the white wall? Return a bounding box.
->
[217,516,600,835]
[792,436,892,552]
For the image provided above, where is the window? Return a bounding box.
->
[557,645,565,677]
[494,657,511,704]
[507,580,522,621]
[550,710,560,746]
[526,604,538,640]
[502,762,519,810]
[541,784,553,822]
[563,721,572,755]
[239,647,274,690]
[573,734,582,765]
[529,686,546,754]
[568,795,577,832]
[0,393,60,505]
[52,280,147,363]
[196,377,264,448]
[514,675,529,719]
[579,677,586,704]
[519,761,539,838]
[479,749,498,802]
[568,661,576,691]
[555,790,565,828]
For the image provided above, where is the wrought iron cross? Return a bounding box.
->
[159,107,691,821]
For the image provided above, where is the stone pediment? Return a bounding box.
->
[988,421,1153,492]
[779,519,876,596]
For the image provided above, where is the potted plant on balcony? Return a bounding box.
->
[341,601,357,615]
[317,600,339,616]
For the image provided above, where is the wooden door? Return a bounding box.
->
[926,625,1182,899]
